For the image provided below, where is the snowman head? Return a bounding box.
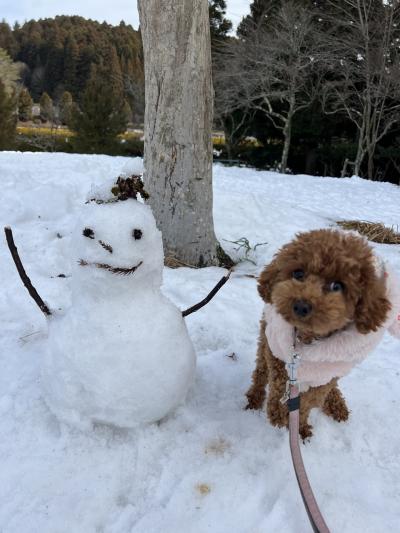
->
[74,199,164,289]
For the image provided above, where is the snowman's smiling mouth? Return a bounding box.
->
[79,259,143,275]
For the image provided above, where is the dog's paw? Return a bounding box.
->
[325,406,350,422]
[323,388,350,422]
[245,398,263,411]
[245,390,265,410]
[299,423,313,440]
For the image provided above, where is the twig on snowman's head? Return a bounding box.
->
[4,227,52,316]
[182,269,232,318]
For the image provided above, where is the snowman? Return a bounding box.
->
[36,176,196,430]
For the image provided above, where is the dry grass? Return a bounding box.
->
[164,255,199,269]
[17,125,74,137]
[195,483,211,496]
[336,220,400,244]
[17,126,229,145]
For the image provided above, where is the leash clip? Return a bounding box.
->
[287,352,301,384]
[280,352,301,404]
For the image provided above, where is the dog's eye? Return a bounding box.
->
[83,228,95,239]
[132,229,143,240]
[292,269,305,281]
[329,281,344,292]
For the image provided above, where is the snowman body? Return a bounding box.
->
[42,199,196,429]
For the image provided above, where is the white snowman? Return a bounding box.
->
[40,181,196,430]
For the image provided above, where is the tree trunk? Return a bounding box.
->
[354,135,365,177]
[225,137,233,161]
[138,0,222,267]
[280,92,295,173]
[354,153,362,177]
[281,119,292,173]
[367,148,374,180]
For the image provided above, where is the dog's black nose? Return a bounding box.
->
[293,300,312,318]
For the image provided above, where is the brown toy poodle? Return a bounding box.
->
[245,229,396,439]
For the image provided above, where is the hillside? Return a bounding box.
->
[0,17,143,115]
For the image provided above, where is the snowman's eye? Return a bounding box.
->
[132,229,143,240]
[83,228,95,239]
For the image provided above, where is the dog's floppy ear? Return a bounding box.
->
[258,259,280,303]
[355,274,391,334]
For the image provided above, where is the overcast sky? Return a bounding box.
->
[1,0,250,31]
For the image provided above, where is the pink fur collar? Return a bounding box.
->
[264,264,400,391]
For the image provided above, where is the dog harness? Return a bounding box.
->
[264,262,400,391]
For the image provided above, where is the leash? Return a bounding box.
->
[281,334,331,533]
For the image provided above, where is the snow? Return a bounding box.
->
[1,151,400,532]
[43,199,195,429]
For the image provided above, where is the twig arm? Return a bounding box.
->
[182,269,232,318]
[4,226,52,316]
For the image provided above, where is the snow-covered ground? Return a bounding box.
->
[0,152,399,533]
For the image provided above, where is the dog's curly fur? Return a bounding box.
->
[246,229,391,439]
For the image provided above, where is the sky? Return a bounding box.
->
[0,0,250,31]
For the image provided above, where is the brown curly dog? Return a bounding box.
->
[246,229,391,439]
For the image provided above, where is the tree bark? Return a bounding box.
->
[354,152,362,177]
[138,0,222,267]
[367,150,374,180]
[354,122,366,177]
[281,120,291,173]
[280,100,294,172]
[280,89,296,173]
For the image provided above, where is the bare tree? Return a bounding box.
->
[213,60,254,159]
[215,109,254,160]
[322,0,400,179]
[214,2,321,172]
[138,0,229,267]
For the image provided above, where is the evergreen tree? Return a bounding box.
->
[70,70,128,154]
[238,0,318,35]
[0,47,20,92]
[209,0,232,46]
[76,45,96,99]
[45,42,64,95]
[59,90,73,125]
[39,91,54,122]
[105,45,124,100]
[22,20,42,64]
[18,87,33,121]
[0,16,144,104]
[63,36,79,94]
[0,79,16,149]
[0,20,18,57]
[238,0,282,36]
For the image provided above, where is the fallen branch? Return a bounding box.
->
[4,226,52,316]
[182,269,232,317]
